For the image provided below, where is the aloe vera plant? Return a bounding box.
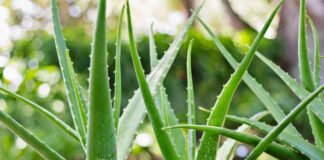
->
[186,39,196,160]
[195,1,285,159]
[1,0,324,159]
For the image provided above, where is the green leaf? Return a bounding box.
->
[196,1,285,159]
[116,3,203,160]
[298,0,315,91]
[86,0,116,159]
[198,17,301,137]
[149,23,158,68]
[307,111,324,150]
[186,39,196,160]
[216,111,269,160]
[256,52,324,149]
[227,115,324,160]
[246,86,324,159]
[308,16,321,88]
[306,17,324,148]
[125,1,181,159]
[165,125,305,160]
[113,4,125,129]
[0,111,65,160]
[0,87,79,141]
[198,106,211,114]
[149,24,186,158]
[65,51,87,131]
[51,0,87,149]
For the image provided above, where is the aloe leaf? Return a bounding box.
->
[0,111,65,160]
[198,106,211,114]
[116,3,203,160]
[186,39,196,160]
[126,1,181,159]
[113,4,125,129]
[308,111,324,150]
[196,1,285,159]
[256,52,324,120]
[165,125,305,160]
[86,0,116,159]
[307,18,324,149]
[0,87,79,141]
[246,86,324,160]
[298,0,315,91]
[308,16,321,88]
[256,52,324,149]
[65,51,88,130]
[149,23,158,68]
[51,0,87,148]
[227,115,324,159]
[160,89,169,126]
[216,111,269,160]
[149,23,186,158]
[198,18,301,136]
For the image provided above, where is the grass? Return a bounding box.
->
[0,0,323,159]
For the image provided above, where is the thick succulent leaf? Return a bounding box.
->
[216,111,269,160]
[126,1,181,159]
[165,125,305,160]
[198,18,301,136]
[308,16,321,88]
[246,86,324,159]
[196,1,285,159]
[116,3,203,160]
[0,87,79,141]
[256,51,324,147]
[0,111,65,160]
[298,0,315,91]
[149,23,158,68]
[256,52,324,148]
[113,5,125,128]
[86,0,116,159]
[198,106,211,114]
[51,0,87,148]
[149,24,186,158]
[307,19,324,148]
[186,39,196,160]
[227,115,324,159]
[65,51,87,131]
[307,112,324,151]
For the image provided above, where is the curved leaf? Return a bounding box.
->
[149,23,186,158]
[198,17,301,137]
[113,4,125,128]
[256,51,324,150]
[308,16,321,88]
[196,1,285,159]
[116,3,203,160]
[126,1,181,159]
[246,86,324,159]
[186,39,196,160]
[0,87,79,141]
[0,111,65,160]
[227,115,324,160]
[165,125,304,160]
[51,0,87,149]
[216,111,269,160]
[298,0,315,91]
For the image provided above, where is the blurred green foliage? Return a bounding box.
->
[0,27,305,159]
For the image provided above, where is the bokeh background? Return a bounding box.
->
[0,0,323,159]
